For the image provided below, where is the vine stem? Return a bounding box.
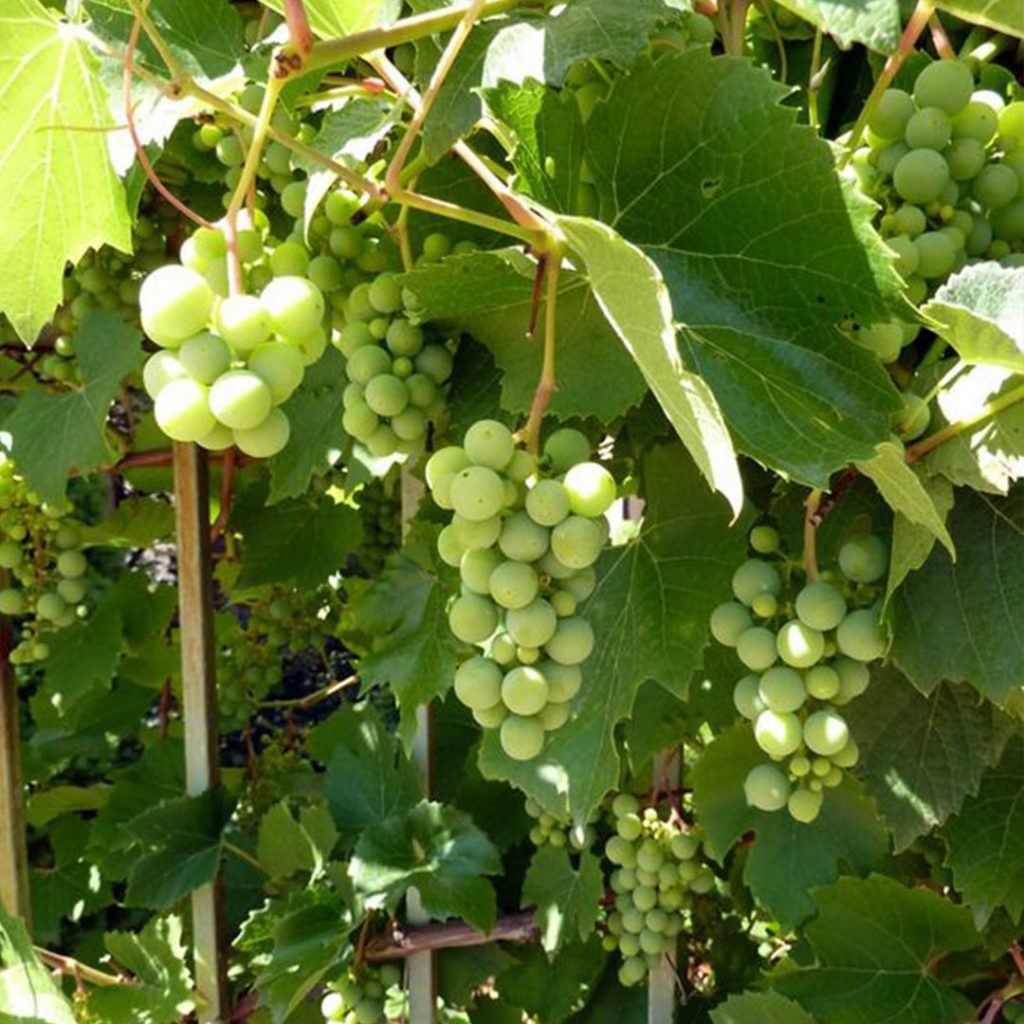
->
[928,12,956,59]
[282,0,314,54]
[920,358,965,407]
[803,489,823,582]
[807,29,824,128]
[840,0,935,166]
[35,947,127,988]
[521,251,562,453]
[905,382,1024,463]
[363,911,539,960]
[257,674,358,710]
[210,448,237,543]
[221,839,270,877]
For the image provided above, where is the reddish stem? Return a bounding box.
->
[210,447,237,543]
[158,677,172,737]
[283,0,315,55]
[928,13,956,59]
[124,8,211,229]
[526,254,547,338]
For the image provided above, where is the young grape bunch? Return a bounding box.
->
[709,523,889,823]
[0,459,90,664]
[602,794,713,987]
[355,474,402,574]
[524,797,595,850]
[320,963,402,1024]
[427,423,615,760]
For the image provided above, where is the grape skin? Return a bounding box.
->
[744,764,791,811]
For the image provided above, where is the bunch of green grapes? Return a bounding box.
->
[709,525,889,824]
[845,61,1023,347]
[237,738,316,827]
[426,424,614,761]
[524,797,595,850]
[140,223,331,457]
[0,459,89,664]
[320,963,402,1024]
[602,794,713,987]
[356,476,402,574]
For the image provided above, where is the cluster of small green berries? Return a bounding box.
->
[320,963,402,1024]
[355,476,402,574]
[524,797,595,850]
[0,460,88,664]
[710,525,889,823]
[603,794,713,988]
[426,424,615,761]
[236,739,316,828]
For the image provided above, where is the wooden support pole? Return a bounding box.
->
[0,602,30,924]
[172,443,229,1024]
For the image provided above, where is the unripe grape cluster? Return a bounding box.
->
[848,60,1023,314]
[0,460,89,664]
[355,476,402,574]
[320,964,402,1024]
[426,424,615,761]
[602,794,713,988]
[524,797,595,850]
[710,525,890,823]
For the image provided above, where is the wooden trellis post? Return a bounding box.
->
[0,608,30,924]
[173,443,230,1024]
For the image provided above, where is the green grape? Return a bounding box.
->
[869,89,916,140]
[449,466,506,521]
[140,265,214,346]
[831,737,860,768]
[898,392,931,440]
[886,236,918,279]
[736,627,778,671]
[904,107,952,150]
[794,582,847,631]
[710,601,753,645]
[525,479,571,527]
[234,408,291,457]
[550,516,603,570]
[154,379,216,441]
[501,665,549,715]
[776,619,825,668]
[367,273,402,314]
[260,276,325,338]
[56,550,86,578]
[997,101,1024,150]
[36,592,66,621]
[215,294,271,352]
[177,332,232,385]
[405,373,438,408]
[563,567,596,601]
[506,449,538,482]
[385,319,424,357]
[803,710,850,756]
[307,255,342,293]
[853,321,903,363]
[453,656,503,710]
[805,664,841,700]
[464,419,515,470]
[414,344,453,383]
[833,657,871,703]
[893,149,950,205]
[743,763,791,811]
[913,230,957,278]
[733,674,765,719]
[562,462,616,516]
[270,241,310,277]
[945,137,987,181]
[538,700,570,730]
[543,428,590,473]
[0,542,22,570]
[452,513,501,551]
[422,232,452,261]
[505,598,557,647]
[913,60,974,116]
[391,407,426,442]
[975,163,1019,210]
[758,665,806,713]
[460,548,500,594]
[749,524,780,554]
[500,714,545,760]
[545,617,594,665]
[143,350,187,398]
[209,370,273,429]
[448,593,498,644]
[425,446,470,506]
[342,402,379,441]
[198,422,235,451]
[991,198,1024,241]
[542,660,582,701]
[498,512,549,562]
[952,100,998,143]
[836,609,885,661]
[489,560,539,609]
[731,558,781,605]
[892,203,927,237]
[248,341,305,403]
[754,709,802,757]
[0,589,25,614]
[364,375,409,417]
[838,534,888,582]
[787,786,823,824]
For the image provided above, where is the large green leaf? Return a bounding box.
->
[496,939,607,1024]
[340,524,461,745]
[774,875,980,1024]
[692,725,887,928]
[421,0,678,159]
[890,487,1024,703]
[0,904,75,1024]
[41,602,123,712]
[400,249,647,424]
[935,0,1023,37]
[6,313,142,503]
[922,264,1024,374]
[480,444,749,825]
[79,496,175,548]
[843,669,1014,850]
[586,51,903,486]
[774,0,900,51]
[557,215,743,518]
[885,474,954,605]
[0,1,131,341]
[350,800,501,932]
[521,845,603,954]
[257,800,339,880]
[943,735,1024,927]
[712,991,815,1024]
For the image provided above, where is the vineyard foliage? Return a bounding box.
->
[0,0,1021,1022]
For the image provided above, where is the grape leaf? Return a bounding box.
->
[340,524,461,746]
[521,845,603,953]
[400,249,647,423]
[480,444,749,825]
[711,990,816,1024]
[0,904,76,1024]
[125,790,233,909]
[692,724,887,928]
[79,496,175,548]
[586,51,904,486]
[257,800,338,880]
[774,0,900,52]
[483,80,584,214]
[943,735,1024,927]
[260,0,401,39]
[935,0,1023,38]
[924,365,1024,495]
[422,0,679,160]
[0,2,131,341]
[890,487,1024,703]
[267,347,347,503]
[350,800,500,932]
[843,669,1014,850]
[922,264,1024,374]
[41,602,124,711]
[6,313,142,504]
[885,474,954,605]
[440,945,519,1007]
[855,441,954,555]
[774,875,980,1024]
[496,938,607,1023]
[557,216,744,517]
[26,785,109,828]
[89,916,193,1024]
